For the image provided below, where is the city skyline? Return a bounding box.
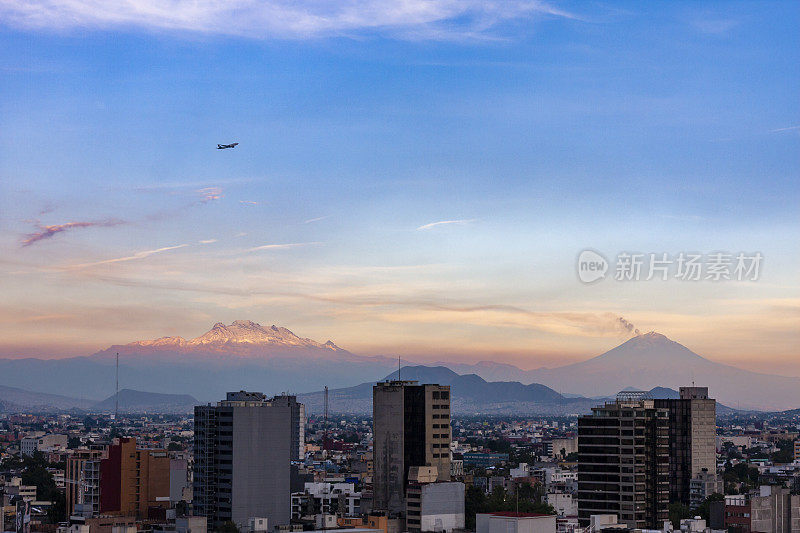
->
[1,1,798,376]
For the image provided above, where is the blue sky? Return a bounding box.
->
[0,1,798,373]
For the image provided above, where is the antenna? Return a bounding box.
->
[323,386,329,451]
[398,355,401,381]
[115,352,119,421]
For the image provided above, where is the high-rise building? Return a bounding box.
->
[577,391,670,529]
[99,437,171,518]
[372,381,451,514]
[577,387,717,529]
[65,448,105,518]
[655,386,716,506]
[193,391,305,530]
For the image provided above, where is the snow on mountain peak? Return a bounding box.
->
[186,320,342,350]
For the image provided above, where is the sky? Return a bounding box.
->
[0,1,798,375]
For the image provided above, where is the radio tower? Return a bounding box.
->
[323,386,329,451]
[115,352,119,421]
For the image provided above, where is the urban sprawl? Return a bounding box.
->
[1,384,799,533]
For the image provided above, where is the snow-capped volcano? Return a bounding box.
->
[130,320,344,351]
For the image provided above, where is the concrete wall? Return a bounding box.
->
[689,398,717,478]
[419,483,464,532]
[373,384,406,513]
[231,403,292,529]
[477,514,557,533]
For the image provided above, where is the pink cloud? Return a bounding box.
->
[21,219,124,247]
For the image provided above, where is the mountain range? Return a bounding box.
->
[0,322,797,411]
[444,332,799,411]
[0,386,197,414]
[0,321,399,401]
[297,365,594,415]
[296,367,739,416]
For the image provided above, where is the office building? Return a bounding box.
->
[655,386,716,507]
[98,437,170,518]
[578,391,670,529]
[372,381,451,514]
[577,387,717,529]
[194,391,304,530]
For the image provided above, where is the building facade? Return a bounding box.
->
[406,481,465,533]
[372,381,451,514]
[577,387,717,529]
[577,391,670,529]
[193,391,304,530]
[98,437,170,518]
[655,386,717,507]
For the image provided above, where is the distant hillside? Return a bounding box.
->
[298,365,597,415]
[0,385,197,413]
[0,384,95,411]
[445,332,800,411]
[297,368,745,416]
[94,389,199,414]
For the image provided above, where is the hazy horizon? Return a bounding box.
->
[1,2,798,378]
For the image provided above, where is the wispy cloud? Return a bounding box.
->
[199,239,217,244]
[770,125,800,133]
[417,219,475,231]
[304,215,330,224]
[197,187,223,203]
[0,1,578,41]
[21,219,124,247]
[67,244,190,269]
[247,242,322,252]
[239,200,259,206]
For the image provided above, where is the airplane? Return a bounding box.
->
[217,142,239,149]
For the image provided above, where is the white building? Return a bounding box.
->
[477,513,557,533]
[407,482,465,533]
[511,463,531,478]
[547,493,578,517]
[21,434,68,456]
[290,482,361,519]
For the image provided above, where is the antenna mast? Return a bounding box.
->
[398,355,401,381]
[115,352,119,421]
[323,386,329,451]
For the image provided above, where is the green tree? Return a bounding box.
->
[693,493,724,522]
[771,440,794,464]
[669,502,692,528]
[465,486,487,530]
[216,521,240,533]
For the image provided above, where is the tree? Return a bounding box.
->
[217,521,240,533]
[669,502,692,528]
[464,486,487,530]
[168,442,183,451]
[771,440,794,464]
[693,493,724,522]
